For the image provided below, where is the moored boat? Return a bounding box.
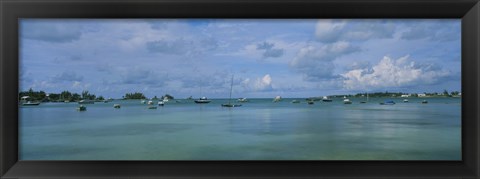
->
[195,97,211,103]
[78,100,94,104]
[113,104,121,108]
[221,75,242,108]
[237,98,248,102]
[273,96,282,102]
[422,100,428,104]
[403,99,409,103]
[291,100,300,103]
[380,100,396,105]
[343,98,352,104]
[22,101,41,106]
[77,105,87,111]
[322,96,333,102]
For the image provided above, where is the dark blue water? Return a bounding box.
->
[19,97,461,160]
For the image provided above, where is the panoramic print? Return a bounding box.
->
[19,19,461,160]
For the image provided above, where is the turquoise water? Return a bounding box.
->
[19,97,461,160]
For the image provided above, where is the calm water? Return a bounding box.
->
[19,97,461,160]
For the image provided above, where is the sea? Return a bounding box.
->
[19,97,461,160]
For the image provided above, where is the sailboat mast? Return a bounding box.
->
[229,75,233,104]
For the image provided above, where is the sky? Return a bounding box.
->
[19,19,461,99]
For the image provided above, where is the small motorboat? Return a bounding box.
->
[307,100,314,105]
[147,106,157,109]
[237,98,248,102]
[78,100,94,104]
[422,100,428,104]
[158,101,164,106]
[343,99,352,104]
[322,96,333,102]
[403,99,409,103]
[77,105,87,111]
[221,104,242,107]
[22,101,41,106]
[273,96,282,102]
[113,104,121,109]
[195,97,211,103]
[291,100,300,103]
[380,100,396,105]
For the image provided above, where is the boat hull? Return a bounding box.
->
[22,102,40,106]
[194,100,211,103]
[221,104,242,107]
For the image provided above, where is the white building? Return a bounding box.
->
[400,94,410,98]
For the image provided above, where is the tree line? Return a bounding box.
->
[19,88,175,102]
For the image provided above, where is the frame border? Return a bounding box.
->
[1,0,479,178]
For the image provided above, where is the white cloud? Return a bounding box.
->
[290,41,360,81]
[241,74,274,92]
[341,55,450,90]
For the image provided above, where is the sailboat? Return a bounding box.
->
[221,75,242,107]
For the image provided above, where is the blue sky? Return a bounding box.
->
[20,19,461,99]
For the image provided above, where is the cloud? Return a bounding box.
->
[315,20,395,43]
[146,37,218,56]
[52,71,84,82]
[341,55,451,90]
[290,41,360,81]
[146,39,192,55]
[400,20,460,42]
[21,20,83,43]
[241,74,274,91]
[256,42,285,58]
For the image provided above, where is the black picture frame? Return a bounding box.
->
[1,0,479,178]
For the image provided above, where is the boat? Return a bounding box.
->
[307,100,314,105]
[147,100,154,105]
[77,105,87,111]
[22,101,41,106]
[113,104,121,108]
[194,97,211,103]
[403,99,409,103]
[147,105,157,109]
[20,96,41,106]
[380,100,396,105]
[291,100,300,103]
[343,98,352,104]
[158,101,164,106]
[221,75,242,108]
[273,96,282,102]
[422,100,428,104]
[237,98,248,102]
[322,96,333,102]
[162,97,169,102]
[141,100,146,104]
[78,100,94,104]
